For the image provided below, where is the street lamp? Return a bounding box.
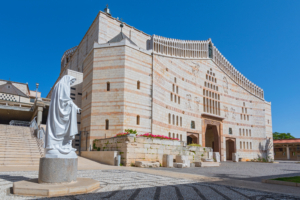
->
[36,83,39,100]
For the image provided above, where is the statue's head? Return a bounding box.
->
[60,75,76,86]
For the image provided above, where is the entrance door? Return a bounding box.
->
[226,139,235,160]
[205,125,220,152]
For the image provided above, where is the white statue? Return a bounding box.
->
[44,75,81,158]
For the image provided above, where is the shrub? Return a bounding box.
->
[97,147,100,151]
[115,132,130,137]
[124,129,137,134]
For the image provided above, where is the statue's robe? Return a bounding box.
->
[45,75,78,154]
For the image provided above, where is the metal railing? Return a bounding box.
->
[9,120,30,127]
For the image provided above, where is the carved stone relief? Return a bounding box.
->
[191,62,201,84]
[195,97,201,112]
[223,77,228,94]
[185,94,192,110]
[224,106,229,118]
[230,107,236,120]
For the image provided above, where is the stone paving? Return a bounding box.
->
[153,161,300,182]
[1,170,300,200]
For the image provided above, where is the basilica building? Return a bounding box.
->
[47,7,273,161]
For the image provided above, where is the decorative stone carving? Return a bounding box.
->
[195,97,200,112]
[44,75,81,159]
[224,106,229,118]
[223,77,228,94]
[231,107,236,120]
[185,94,192,110]
[191,62,201,83]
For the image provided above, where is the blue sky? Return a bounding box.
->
[0,0,299,137]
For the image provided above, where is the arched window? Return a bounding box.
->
[174,95,177,103]
[250,142,252,149]
[246,129,248,136]
[243,142,245,149]
[107,82,110,91]
[176,134,179,139]
[105,119,109,130]
[168,113,171,124]
[180,117,182,126]
[170,93,173,101]
[137,81,140,89]
[203,89,205,95]
[176,116,178,126]
[173,133,175,138]
[137,115,140,125]
[243,129,245,136]
[180,134,182,141]
[247,142,249,149]
[174,77,177,83]
[169,132,171,138]
[172,115,175,125]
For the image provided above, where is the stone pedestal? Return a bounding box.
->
[232,153,239,162]
[213,152,220,162]
[163,154,173,167]
[38,158,77,183]
[13,157,100,197]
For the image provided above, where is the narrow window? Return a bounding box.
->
[70,93,76,96]
[216,86,218,91]
[218,94,220,100]
[203,97,206,112]
[174,95,177,103]
[173,115,175,125]
[174,77,177,83]
[244,115,246,120]
[247,142,249,149]
[176,86,178,94]
[246,129,248,136]
[170,93,173,101]
[137,81,140,89]
[206,74,208,80]
[178,96,180,104]
[249,130,251,136]
[240,114,242,120]
[243,129,245,136]
[137,115,140,125]
[242,108,244,113]
[169,132,171,138]
[243,102,245,106]
[239,128,241,136]
[215,79,217,83]
[240,141,242,149]
[203,89,205,95]
[250,142,252,149]
[168,113,171,124]
[247,115,249,121]
[245,108,247,113]
[191,121,195,129]
[107,82,110,91]
[180,117,182,126]
[243,142,245,149]
[173,84,175,92]
[229,128,232,135]
[176,116,178,126]
[173,133,175,138]
[176,134,179,139]
[105,119,109,130]
[180,134,182,141]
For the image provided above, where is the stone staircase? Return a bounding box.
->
[0,124,43,165]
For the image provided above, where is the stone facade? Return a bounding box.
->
[48,10,273,161]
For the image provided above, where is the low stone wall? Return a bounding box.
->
[93,135,212,166]
[81,151,119,165]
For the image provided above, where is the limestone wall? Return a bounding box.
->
[93,135,211,166]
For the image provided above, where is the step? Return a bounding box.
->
[0,162,39,165]
[0,157,40,161]
[0,155,41,158]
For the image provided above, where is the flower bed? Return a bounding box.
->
[138,133,179,141]
[115,132,131,137]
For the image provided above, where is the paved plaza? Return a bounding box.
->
[154,161,300,182]
[1,168,300,200]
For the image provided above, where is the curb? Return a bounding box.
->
[262,179,300,187]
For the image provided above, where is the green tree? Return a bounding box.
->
[273,132,295,140]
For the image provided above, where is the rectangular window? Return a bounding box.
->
[71,87,76,90]
[78,93,82,95]
[191,121,195,129]
[30,98,35,103]
[77,122,81,124]
[229,128,232,135]
[170,93,173,101]
[178,97,180,104]
[239,128,241,136]
[71,97,75,100]
[70,93,76,96]
[105,120,109,130]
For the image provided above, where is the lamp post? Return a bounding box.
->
[36,83,39,100]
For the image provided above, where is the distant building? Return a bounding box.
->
[47,7,273,161]
[274,139,300,161]
[0,79,49,126]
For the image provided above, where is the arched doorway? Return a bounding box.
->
[205,125,220,152]
[226,139,236,160]
[187,133,199,145]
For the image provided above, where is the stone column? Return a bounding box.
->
[286,145,290,160]
[37,107,43,126]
